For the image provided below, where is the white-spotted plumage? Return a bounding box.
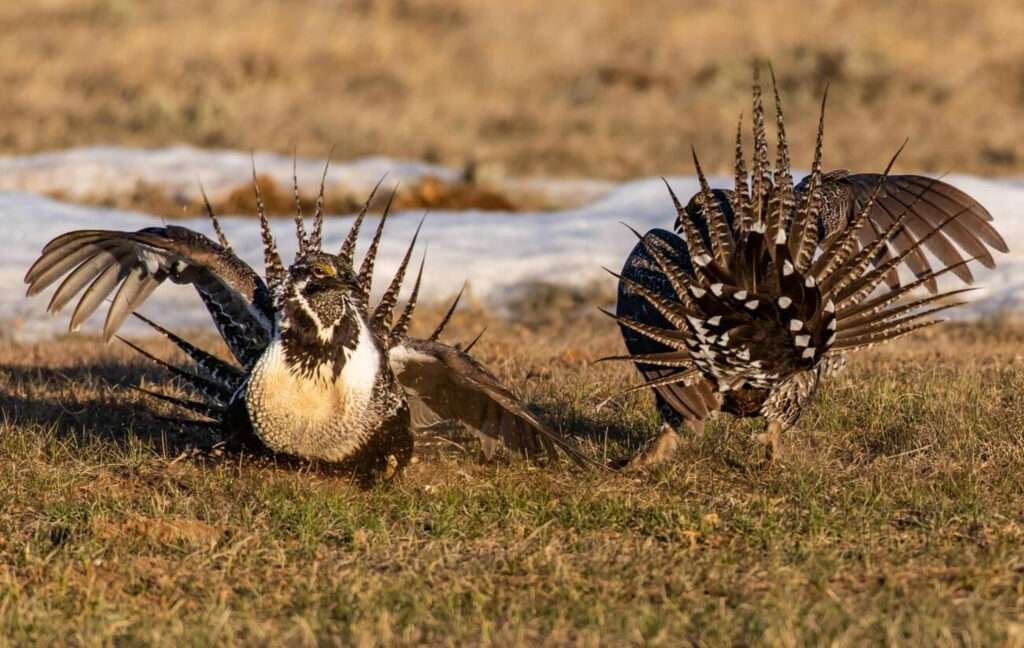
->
[612,64,991,467]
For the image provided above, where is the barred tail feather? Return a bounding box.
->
[198,181,232,251]
[371,216,425,335]
[750,65,771,228]
[356,186,398,302]
[733,113,751,226]
[129,384,224,421]
[252,158,285,296]
[613,67,985,411]
[597,368,700,410]
[810,141,906,283]
[691,148,735,266]
[293,152,309,255]
[131,312,244,389]
[309,148,333,252]
[389,255,425,344]
[429,283,467,341]
[597,350,693,368]
[835,288,977,341]
[117,336,233,405]
[665,179,713,273]
[790,87,828,272]
[339,176,386,266]
[837,257,979,323]
[604,268,692,329]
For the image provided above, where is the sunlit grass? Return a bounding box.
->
[2,310,1023,644]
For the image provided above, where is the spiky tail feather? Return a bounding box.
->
[332,193,594,468]
[130,313,244,390]
[428,284,467,342]
[356,187,399,303]
[118,315,242,433]
[608,65,976,403]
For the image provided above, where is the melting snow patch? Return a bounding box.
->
[1,150,1022,342]
[0,146,614,210]
[0,146,463,206]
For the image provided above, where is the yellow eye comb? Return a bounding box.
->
[315,261,337,277]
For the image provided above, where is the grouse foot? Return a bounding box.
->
[754,420,785,463]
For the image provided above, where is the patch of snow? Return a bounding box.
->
[2,162,1023,342]
[498,176,617,209]
[0,145,615,209]
[0,146,461,204]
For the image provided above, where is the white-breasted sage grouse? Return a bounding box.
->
[25,171,591,481]
[610,70,1005,467]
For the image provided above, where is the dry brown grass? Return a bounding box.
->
[3,0,1024,181]
[60,172,532,221]
[3,300,1024,644]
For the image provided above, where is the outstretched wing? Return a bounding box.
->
[799,172,1007,290]
[679,174,1005,293]
[24,226,274,368]
[387,337,593,466]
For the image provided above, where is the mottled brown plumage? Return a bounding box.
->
[25,167,593,479]
[612,67,1000,465]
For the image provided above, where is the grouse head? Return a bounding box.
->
[281,252,367,344]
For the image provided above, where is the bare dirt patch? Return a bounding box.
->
[49,173,531,219]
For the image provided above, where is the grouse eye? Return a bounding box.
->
[311,262,337,279]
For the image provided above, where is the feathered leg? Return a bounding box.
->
[623,418,704,470]
[340,402,414,487]
[754,420,785,463]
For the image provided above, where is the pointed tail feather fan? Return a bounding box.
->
[609,65,983,408]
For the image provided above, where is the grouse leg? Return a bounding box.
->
[344,403,414,488]
[754,420,785,463]
[624,419,704,470]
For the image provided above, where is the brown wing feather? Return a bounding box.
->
[388,338,594,466]
[799,173,1006,291]
[24,226,274,367]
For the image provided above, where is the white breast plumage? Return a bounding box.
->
[245,319,382,461]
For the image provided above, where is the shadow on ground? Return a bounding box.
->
[0,360,218,456]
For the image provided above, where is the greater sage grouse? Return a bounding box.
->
[610,70,1005,467]
[25,171,590,480]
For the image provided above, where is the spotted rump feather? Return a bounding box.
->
[613,66,993,440]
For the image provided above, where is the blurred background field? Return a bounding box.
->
[6,0,1024,334]
[3,0,1024,181]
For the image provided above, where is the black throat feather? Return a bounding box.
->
[280,286,365,380]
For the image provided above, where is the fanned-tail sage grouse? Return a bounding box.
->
[609,68,1005,467]
[25,167,591,481]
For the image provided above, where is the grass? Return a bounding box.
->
[3,0,1024,181]
[3,305,1024,645]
